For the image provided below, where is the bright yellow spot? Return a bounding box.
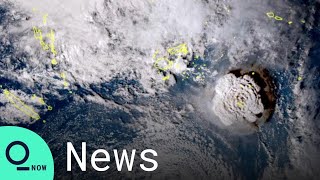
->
[154,57,173,71]
[43,120,46,123]
[3,90,9,95]
[152,50,159,59]
[175,63,181,70]
[63,82,69,87]
[33,26,43,40]
[266,12,275,18]
[301,20,306,24]
[60,72,66,79]
[47,106,53,111]
[33,26,54,51]
[39,98,45,105]
[298,76,303,81]
[51,58,58,65]
[31,94,36,99]
[252,72,255,75]
[47,29,57,55]
[288,21,293,25]
[43,14,48,25]
[275,16,283,21]
[40,41,50,50]
[167,43,188,56]
[162,75,170,81]
[3,89,40,120]
[237,101,245,108]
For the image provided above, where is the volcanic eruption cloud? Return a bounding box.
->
[0,0,320,179]
[213,73,264,126]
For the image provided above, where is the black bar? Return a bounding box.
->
[17,167,30,171]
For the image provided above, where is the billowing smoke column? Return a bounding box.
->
[213,73,264,126]
[212,69,275,129]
